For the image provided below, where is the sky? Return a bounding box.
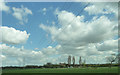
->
[0,0,119,66]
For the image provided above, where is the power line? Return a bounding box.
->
[38,2,73,48]
[46,3,90,47]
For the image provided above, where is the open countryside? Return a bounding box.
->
[1,1,119,74]
[2,67,118,73]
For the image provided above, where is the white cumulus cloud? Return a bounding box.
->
[39,9,118,57]
[0,26,30,44]
[40,10,117,45]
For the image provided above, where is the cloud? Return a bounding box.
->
[0,44,44,66]
[0,44,61,66]
[34,48,39,50]
[97,39,118,51]
[39,9,118,59]
[42,8,47,15]
[0,26,30,44]
[40,10,117,45]
[0,0,10,12]
[85,44,103,56]
[42,8,47,12]
[84,2,118,17]
[0,2,32,25]
[0,43,117,66]
[12,5,32,25]
[0,55,6,61]
[1,2,118,66]
[41,45,60,56]
[52,21,55,25]
[0,54,6,63]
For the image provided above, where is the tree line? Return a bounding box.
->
[2,54,119,69]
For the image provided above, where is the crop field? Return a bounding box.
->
[2,67,119,73]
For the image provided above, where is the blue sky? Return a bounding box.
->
[0,1,118,66]
[2,2,94,50]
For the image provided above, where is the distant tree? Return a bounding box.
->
[83,59,86,67]
[106,54,116,68]
[46,62,52,66]
[72,56,75,67]
[79,56,82,67]
[68,56,71,67]
[44,62,53,68]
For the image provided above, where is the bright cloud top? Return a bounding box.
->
[40,10,117,48]
[0,26,30,44]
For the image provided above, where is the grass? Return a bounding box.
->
[2,67,118,73]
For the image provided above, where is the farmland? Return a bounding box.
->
[2,67,118,73]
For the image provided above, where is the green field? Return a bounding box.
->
[2,67,119,73]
